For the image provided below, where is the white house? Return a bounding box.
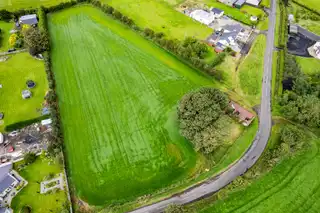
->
[246,0,261,6]
[190,10,215,25]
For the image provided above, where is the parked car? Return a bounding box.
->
[8,131,19,137]
[8,48,16,53]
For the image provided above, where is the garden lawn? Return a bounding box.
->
[11,157,68,213]
[102,0,212,40]
[199,135,320,213]
[296,56,320,75]
[0,21,12,52]
[0,0,69,10]
[238,35,266,104]
[0,52,48,131]
[48,5,223,205]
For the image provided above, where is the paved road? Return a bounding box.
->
[128,0,276,212]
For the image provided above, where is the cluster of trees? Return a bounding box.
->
[279,55,320,128]
[177,88,232,154]
[280,124,306,151]
[23,26,49,55]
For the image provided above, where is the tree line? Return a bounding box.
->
[278,55,320,128]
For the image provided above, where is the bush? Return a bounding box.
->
[24,152,37,165]
[21,205,32,213]
[0,9,12,21]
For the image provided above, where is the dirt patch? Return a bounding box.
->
[72,197,93,213]
[0,56,9,62]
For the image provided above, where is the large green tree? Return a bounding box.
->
[177,88,230,154]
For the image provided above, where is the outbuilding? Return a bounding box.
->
[245,0,261,6]
[211,8,224,18]
[22,90,32,99]
[19,14,38,26]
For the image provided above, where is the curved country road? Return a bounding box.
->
[128,0,276,212]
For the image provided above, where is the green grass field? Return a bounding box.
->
[11,157,68,213]
[197,126,320,213]
[102,0,212,40]
[0,53,48,131]
[0,21,12,52]
[0,0,68,10]
[296,56,320,75]
[48,5,222,205]
[238,35,266,104]
[294,0,320,13]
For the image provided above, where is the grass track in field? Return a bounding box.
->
[48,5,219,205]
[102,0,213,40]
[0,52,48,131]
[0,0,69,10]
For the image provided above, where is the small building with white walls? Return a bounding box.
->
[246,0,261,6]
[190,10,215,25]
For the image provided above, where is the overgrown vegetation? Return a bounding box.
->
[177,88,233,154]
[278,55,320,128]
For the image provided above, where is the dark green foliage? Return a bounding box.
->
[279,55,320,128]
[210,52,226,67]
[0,9,12,21]
[24,152,37,165]
[21,205,32,213]
[144,28,155,37]
[5,115,49,131]
[177,88,230,154]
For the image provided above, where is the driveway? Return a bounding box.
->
[127,0,276,211]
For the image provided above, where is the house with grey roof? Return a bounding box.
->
[211,8,224,18]
[0,162,18,207]
[19,14,38,26]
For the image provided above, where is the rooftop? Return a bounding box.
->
[211,8,224,14]
[19,14,38,25]
[230,101,255,124]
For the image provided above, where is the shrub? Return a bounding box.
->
[24,152,37,165]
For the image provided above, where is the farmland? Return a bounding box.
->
[102,0,213,40]
[0,52,48,131]
[238,35,266,104]
[189,122,320,213]
[293,0,320,13]
[47,5,250,205]
[11,157,68,213]
[0,0,68,10]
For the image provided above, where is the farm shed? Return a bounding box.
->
[234,0,246,8]
[190,10,215,25]
[19,14,38,26]
[245,0,261,6]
